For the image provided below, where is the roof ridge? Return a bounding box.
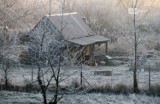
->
[46,12,77,17]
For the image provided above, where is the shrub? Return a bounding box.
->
[0,82,21,91]
[154,42,160,51]
[147,85,160,96]
[71,79,80,89]
[87,84,133,95]
[113,84,133,95]
[19,50,30,64]
[87,84,112,93]
[0,81,40,93]
[25,83,40,93]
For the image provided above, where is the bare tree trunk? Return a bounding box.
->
[53,79,59,104]
[37,66,47,104]
[4,61,9,88]
[133,9,138,93]
[31,66,33,82]
[80,54,83,87]
[3,60,10,88]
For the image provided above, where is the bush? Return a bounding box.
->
[19,50,30,65]
[0,82,22,91]
[154,42,160,51]
[87,84,134,95]
[71,79,80,89]
[87,85,112,93]
[0,81,40,93]
[105,59,114,66]
[147,85,160,96]
[25,83,40,93]
[113,84,133,95]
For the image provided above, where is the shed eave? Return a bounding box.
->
[68,35,109,46]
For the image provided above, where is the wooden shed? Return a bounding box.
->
[29,12,109,63]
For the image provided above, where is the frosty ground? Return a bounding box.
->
[0,91,160,104]
[0,64,160,103]
[1,64,159,89]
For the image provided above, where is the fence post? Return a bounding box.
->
[149,63,151,90]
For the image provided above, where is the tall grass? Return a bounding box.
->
[0,81,160,97]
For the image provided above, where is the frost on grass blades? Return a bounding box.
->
[0,91,160,104]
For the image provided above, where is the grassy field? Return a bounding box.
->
[0,64,159,89]
[0,91,160,104]
[0,64,160,103]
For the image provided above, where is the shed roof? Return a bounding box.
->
[68,35,109,46]
[40,12,109,45]
[46,12,95,40]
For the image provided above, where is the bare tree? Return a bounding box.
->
[27,7,85,103]
[0,0,34,28]
[0,0,33,88]
[73,0,123,41]
[118,0,156,92]
[28,23,83,104]
[0,0,14,87]
[0,25,17,88]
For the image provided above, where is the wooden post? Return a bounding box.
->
[105,42,108,55]
[80,65,82,87]
[31,64,34,82]
[92,44,95,57]
[80,53,83,87]
[149,63,151,90]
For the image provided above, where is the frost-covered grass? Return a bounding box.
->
[0,64,160,90]
[0,91,160,104]
[0,64,160,103]
[0,91,42,104]
[59,93,160,104]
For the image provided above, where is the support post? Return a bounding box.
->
[80,52,83,87]
[105,42,108,55]
[92,44,95,57]
[149,63,151,90]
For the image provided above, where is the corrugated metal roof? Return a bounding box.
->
[46,12,96,40]
[68,35,109,46]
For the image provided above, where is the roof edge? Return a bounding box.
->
[46,12,78,17]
